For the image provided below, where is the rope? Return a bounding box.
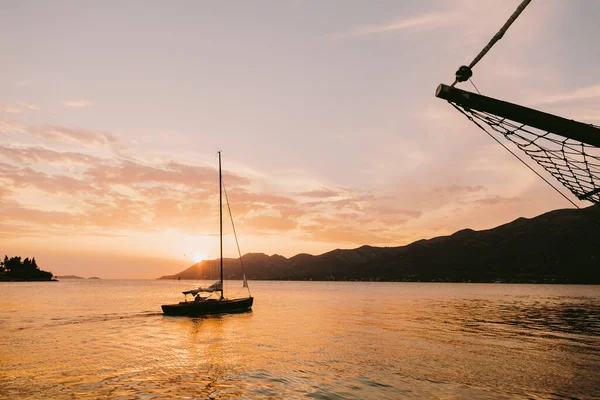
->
[469,79,481,94]
[452,0,533,86]
[222,179,251,295]
[450,102,600,228]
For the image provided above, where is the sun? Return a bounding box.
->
[192,252,207,263]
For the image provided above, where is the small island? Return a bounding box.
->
[55,275,85,280]
[54,275,102,280]
[0,255,56,282]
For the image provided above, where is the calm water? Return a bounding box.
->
[1,281,599,399]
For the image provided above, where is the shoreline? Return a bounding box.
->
[0,278,58,282]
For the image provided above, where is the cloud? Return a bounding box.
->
[0,118,26,134]
[472,195,522,206]
[0,161,19,172]
[284,190,423,245]
[18,102,38,111]
[0,164,96,195]
[297,188,339,198]
[0,102,37,114]
[0,120,548,254]
[246,215,297,232]
[84,197,154,230]
[301,224,397,245]
[0,105,22,114]
[368,205,422,219]
[0,186,13,199]
[0,223,45,238]
[331,12,455,39]
[64,100,93,108]
[384,184,490,214]
[0,143,536,250]
[532,83,600,106]
[227,188,297,206]
[0,129,538,250]
[145,198,214,231]
[30,125,118,147]
[224,189,301,225]
[0,154,257,237]
[0,145,100,165]
[0,203,139,239]
[0,146,425,244]
[432,185,486,196]
[1,204,85,227]
[85,159,249,190]
[1,119,126,154]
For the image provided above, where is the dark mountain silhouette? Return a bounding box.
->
[158,204,600,284]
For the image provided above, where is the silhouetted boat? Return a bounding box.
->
[161,152,253,316]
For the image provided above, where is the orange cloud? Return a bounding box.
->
[0,118,26,134]
[367,205,422,219]
[0,145,100,165]
[30,125,117,147]
[1,165,95,195]
[296,188,339,198]
[0,105,22,114]
[471,195,522,206]
[85,159,249,190]
[1,204,85,227]
[227,188,297,205]
[0,122,544,256]
[246,214,297,232]
[301,224,397,245]
[0,223,49,238]
[18,102,38,111]
[0,186,13,198]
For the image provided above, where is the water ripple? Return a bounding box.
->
[1,281,599,399]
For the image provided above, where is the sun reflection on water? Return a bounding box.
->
[1,281,599,399]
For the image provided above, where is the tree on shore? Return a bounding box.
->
[0,255,54,280]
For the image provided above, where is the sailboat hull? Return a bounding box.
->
[161,297,253,316]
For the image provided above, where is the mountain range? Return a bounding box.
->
[158,204,600,284]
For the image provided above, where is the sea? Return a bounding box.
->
[1,280,599,399]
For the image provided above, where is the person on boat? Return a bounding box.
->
[194,294,201,302]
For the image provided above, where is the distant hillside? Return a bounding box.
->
[158,204,600,284]
[55,275,85,279]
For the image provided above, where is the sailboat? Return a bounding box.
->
[161,152,254,316]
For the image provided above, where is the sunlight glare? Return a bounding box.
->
[192,252,207,263]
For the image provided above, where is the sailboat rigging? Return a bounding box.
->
[161,151,254,316]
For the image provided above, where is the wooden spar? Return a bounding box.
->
[435,84,600,148]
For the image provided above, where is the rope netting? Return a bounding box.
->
[438,0,600,228]
[450,103,600,204]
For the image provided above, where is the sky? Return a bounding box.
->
[1,0,600,278]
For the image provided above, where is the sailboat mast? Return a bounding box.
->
[219,151,224,300]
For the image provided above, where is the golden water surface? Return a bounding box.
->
[1,281,599,399]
